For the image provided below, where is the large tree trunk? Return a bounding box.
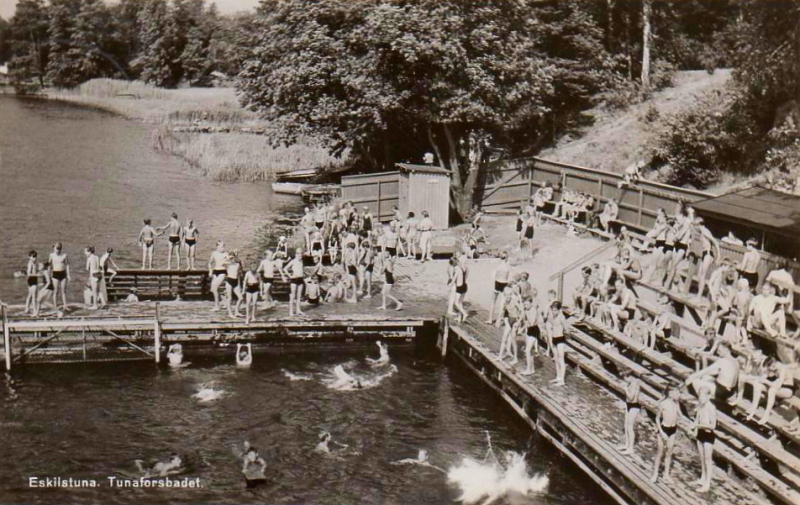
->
[625,10,633,81]
[606,0,615,52]
[442,123,470,218]
[641,0,652,89]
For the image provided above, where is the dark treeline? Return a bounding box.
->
[0,0,249,89]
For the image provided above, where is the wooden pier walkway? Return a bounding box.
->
[444,316,795,505]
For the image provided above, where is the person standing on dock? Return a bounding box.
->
[225,250,244,318]
[738,238,762,292]
[183,219,200,270]
[450,254,469,322]
[379,251,403,311]
[546,301,568,387]
[486,252,511,325]
[520,208,536,256]
[209,241,228,311]
[84,246,102,310]
[344,241,359,304]
[158,213,184,270]
[405,211,418,260]
[498,285,523,365]
[617,370,641,455]
[288,248,306,316]
[138,219,158,270]
[521,292,545,375]
[358,236,375,298]
[257,250,282,309]
[418,211,434,263]
[24,251,39,316]
[691,385,717,493]
[243,264,261,324]
[37,261,55,312]
[651,387,680,484]
[49,242,71,311]
[694,217,720,301]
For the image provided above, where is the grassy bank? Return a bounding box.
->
[47,79,347,181]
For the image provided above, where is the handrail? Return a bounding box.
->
[548,240,617,282]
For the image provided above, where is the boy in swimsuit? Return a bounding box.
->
[306,275,322,305]
[748,358,794,425]
[158,213,183,270]
[24,251,39,316]
[748,281,790,338]
[84,246,102,310]
[498,285,522,364]
[49,242,70,311]
[691,385,717,493]
[257,249,283,309]
[547,302,569,386]
[343,241,359,304]
[37,261,55,312]
[609,279,638,332]
[183,219,199,270]
[287,248,306,316]
[694,217,720,300]
[451,254,469,322]
[685,341,739,407]
[208,241,227,311]
[418,211,434,263]
[651,387,680,483]
[617,370,641,455]
[486,252,511,325]
[358,237,375,298]
[243,264,261,324]
[521,291,545,375]
[138,219,158,270]
[379,251,403,311]
[405,212,418,259]
[738,238,761,291]
[225,250,243,318]
[134,454,183,478]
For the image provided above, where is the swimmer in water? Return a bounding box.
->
[236,343,253,367]
[241,444,267,488]
[315,431,350,454]
[134,454,183,478]
[167,343,184,367]
[138,219,159,270]
[366,341,390,367]
[331,365,363,390]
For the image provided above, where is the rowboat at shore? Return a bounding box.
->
[272,182,308,195]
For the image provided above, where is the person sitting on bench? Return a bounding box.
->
[747,281,791,339]
[684,341,740,408]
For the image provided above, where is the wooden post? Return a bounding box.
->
[81,318,87,362]
[2,305,10,371]
[154,303,161,364]
[598,179,603,201]
[439,317,449,358]
[557,272,565,304]
[527,166,533,203]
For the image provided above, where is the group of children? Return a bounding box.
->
[299,201,436,266]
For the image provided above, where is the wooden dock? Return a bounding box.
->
[443,316,797,505]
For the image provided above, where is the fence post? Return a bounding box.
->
[154,303,161,364]
[2,305,10,371]
[377,180,382,221]
[638,188,645,226]
[527,165,533,203]
[557,272,565,304]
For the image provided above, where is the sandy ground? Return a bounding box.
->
[396,214,614,316]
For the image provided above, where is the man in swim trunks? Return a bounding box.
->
[651,387,680,483]
[343,241,359,304]
[49,242,71,311]
[24,251,39,316]
[208,241,228,311]
[379,251,403,311]
[617,370,641,455]
[521,292,545,375]
[287,248,306,316]
[608,279,638,332]
[225,250,243,317]
[748,281,791,338]
[691,385,717,493]
[183,219,199,270]
[257,249,284,309]
[138,219,159,270]
[738,238,761,292]
[158,213,183,270]
[84,246,102,310]
[486,252,511,325]
[694,217,720,300]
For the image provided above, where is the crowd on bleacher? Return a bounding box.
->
[484,188,800,494]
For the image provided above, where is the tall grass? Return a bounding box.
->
[153,127,347,181]
[47,79,349,181]
[48,78,260,126]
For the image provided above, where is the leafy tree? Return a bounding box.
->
[0,16,11,63]
[180,0,219,86]
[240,0,560,217]
[132,0,181,87]
[46,0,113,87]
[8,0,50,89]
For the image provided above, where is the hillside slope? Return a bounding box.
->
[539,70,732,174]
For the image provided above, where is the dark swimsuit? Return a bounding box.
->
[185,237,197,246]
[661,424,677,437]
[291,277,304,285]
[524,226,534,239]
[169,235,180,245]
[385,271,395,285]
[27,275,38,287]
[494,281,507,293]
[226,277,239,288]
[527,326,540,338]
[626,400,641,411]
[213,269,226,277]
[552,335,566,346]
[516,218,523,232]
[696,428,716,444]
[52,270,67,281]
[245,282,260,294]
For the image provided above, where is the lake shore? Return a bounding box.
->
[44,79,347,181]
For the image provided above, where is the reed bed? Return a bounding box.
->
[48,79,348,181]
[153,128,347,181]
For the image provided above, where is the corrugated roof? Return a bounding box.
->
[396,163,451,176]
[692,186,800,237]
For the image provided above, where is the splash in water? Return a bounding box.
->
[283,370,314,381]
[192,385,225,403]
[324,364,397,391]
[366,341,390,367]
[447,432,548,505]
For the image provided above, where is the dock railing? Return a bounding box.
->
[548,240,618,303]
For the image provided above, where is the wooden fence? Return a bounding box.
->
[477,156,800,284]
